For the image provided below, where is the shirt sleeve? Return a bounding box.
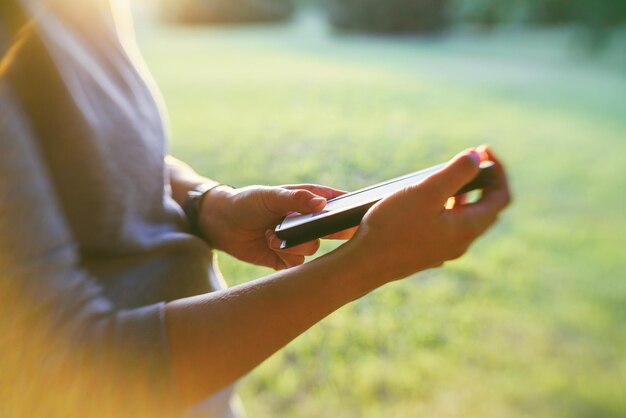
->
[0,83,180,416]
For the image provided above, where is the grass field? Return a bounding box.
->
[136,13,626,418]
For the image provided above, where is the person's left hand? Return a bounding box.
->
[198,184,356,270]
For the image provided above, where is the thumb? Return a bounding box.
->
[261,187,327,216]
[418,150,481,205]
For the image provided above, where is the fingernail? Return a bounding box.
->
[308,197,326,209]
[469,150,481,166]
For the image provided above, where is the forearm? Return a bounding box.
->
[165,241,383,405]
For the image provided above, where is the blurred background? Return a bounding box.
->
[131,1,625,417]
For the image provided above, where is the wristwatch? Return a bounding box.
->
[182,182,227,238]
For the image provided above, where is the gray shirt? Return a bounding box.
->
[1,0,222,414]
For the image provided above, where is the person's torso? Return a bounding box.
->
[3,0,217,306]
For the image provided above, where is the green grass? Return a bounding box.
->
[136,14,626,418]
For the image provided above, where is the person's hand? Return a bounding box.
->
[345,145,511,284]
[198,184,356,270]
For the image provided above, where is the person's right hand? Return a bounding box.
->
[345,145,511,284]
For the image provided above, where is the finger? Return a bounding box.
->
[416,149,482,208]
[278,240,321,256]
[281,184,348,200]
[275,252,305,270]
[454,193,472,206]
[266,249,292,271]
[444,175,510,237]
[261,187,327,217]
[266,230,321,256]
[267,252,289,270]
[445,201,500,239]
[266,229,321,256]
[479,179,511,215]
[322,225,359,240]
[449,145,510,210]
[477,145,513,206]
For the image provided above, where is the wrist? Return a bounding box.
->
[196,185,236,248]
[309,238,389,300]
[335,228,425,287]
[184,183,234,243]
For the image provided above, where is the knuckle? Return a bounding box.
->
[259,188,280,214]
[291,189,306,199]
[413,182,441,204]
[394,186,413,200]
[458,154,477,172]
[448,154,479,182]
[292,189,313,204]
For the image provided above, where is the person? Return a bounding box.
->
[0,0,511,417]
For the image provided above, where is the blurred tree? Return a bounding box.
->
[573,0,626,28]
[325,0,449,33]
[452,0,626,28]
[451,0,626,50]
[159,0,294,24]
[570,0,626,50]
[535,0,575,24]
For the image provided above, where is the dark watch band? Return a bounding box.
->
[182,183,228,238]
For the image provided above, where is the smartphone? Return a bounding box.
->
[275,160,496,249]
